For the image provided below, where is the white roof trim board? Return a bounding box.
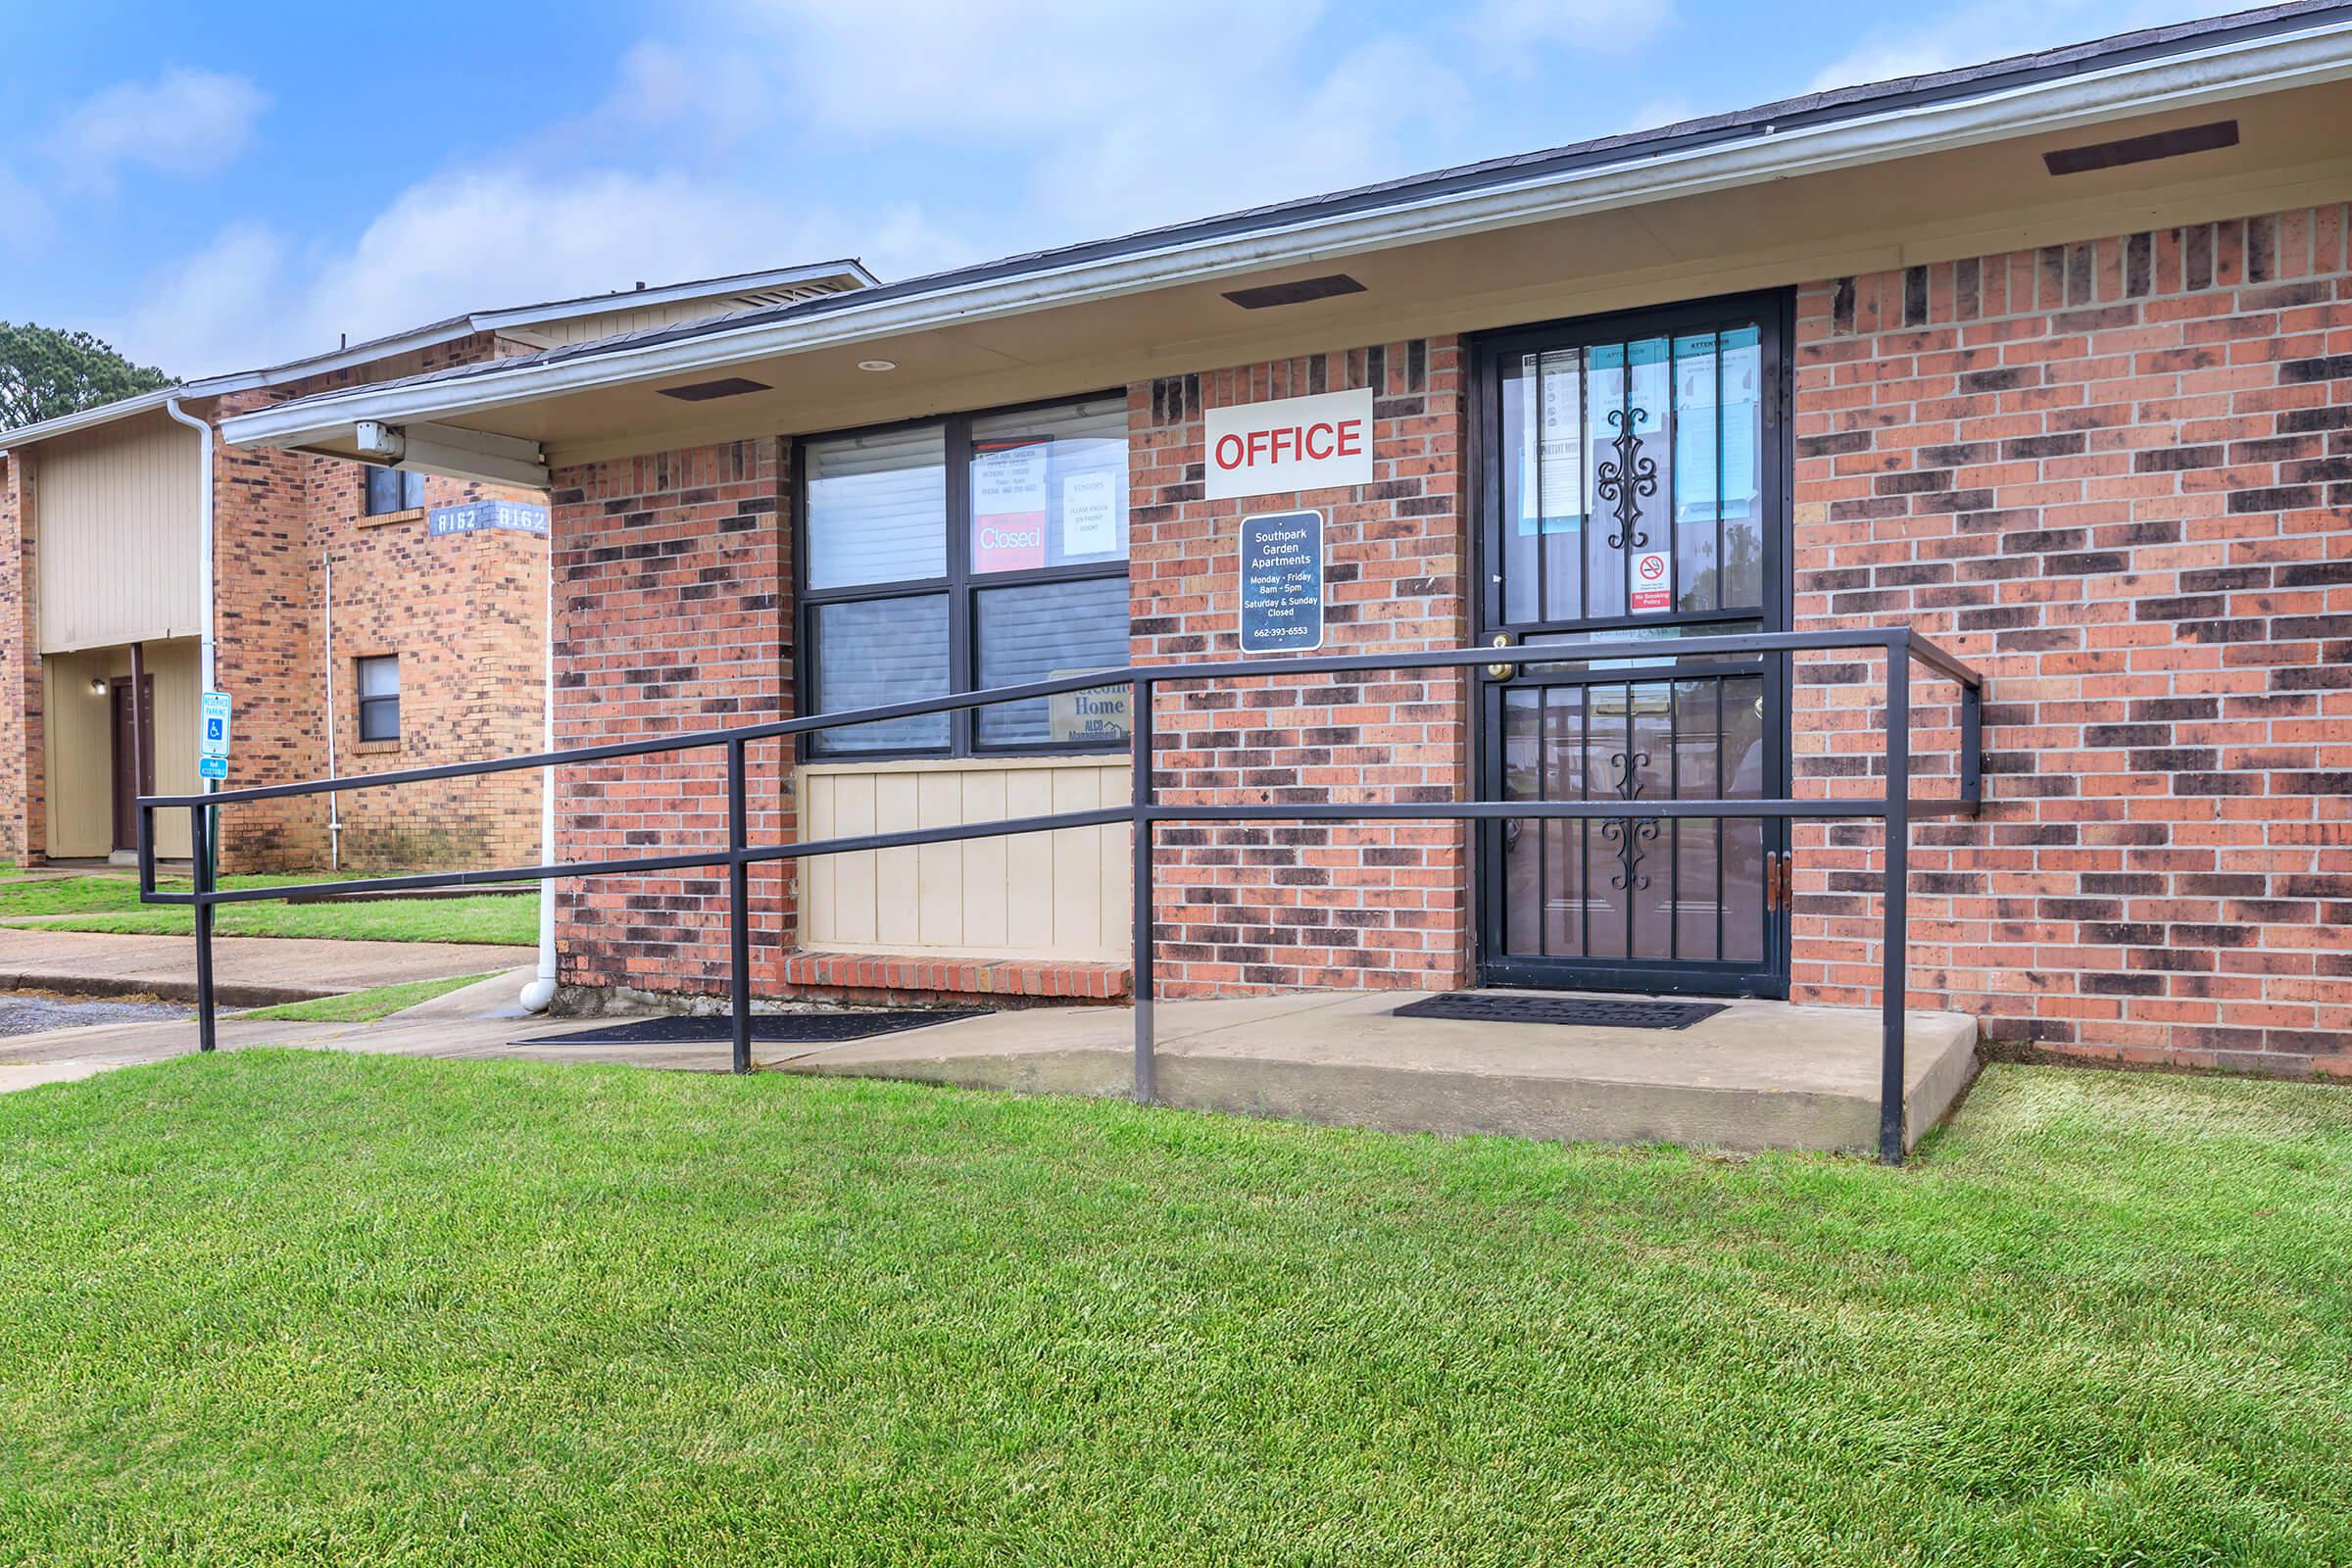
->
[216,2,2352,454]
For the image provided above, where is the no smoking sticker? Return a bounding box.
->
[1630,550,1673,612]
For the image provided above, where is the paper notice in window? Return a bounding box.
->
[1061,469,1119,558]
[972,440,1050,571]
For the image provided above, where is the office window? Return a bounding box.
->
[356,656,400,741]
[364,465,427,515]
[800,396,1129,758]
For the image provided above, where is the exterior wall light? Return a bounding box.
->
[857,360,898,372]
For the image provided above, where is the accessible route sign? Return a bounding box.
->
[1238,509,1325,655]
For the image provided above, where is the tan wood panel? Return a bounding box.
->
[799,758,1130,960]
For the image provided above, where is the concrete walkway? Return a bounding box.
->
[0,927,534,1006]
[0,977,1981,1157]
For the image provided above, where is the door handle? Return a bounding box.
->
[1487,633,1514,680]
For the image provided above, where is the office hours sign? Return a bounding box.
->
[1238,510,1325,654]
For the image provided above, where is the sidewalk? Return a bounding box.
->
[0,927,534,1007]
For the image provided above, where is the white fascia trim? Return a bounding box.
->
[0,386,208,451]
[471,261,881,331]
[221,20,2352,454]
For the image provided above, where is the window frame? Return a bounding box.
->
[793,392,1131,762]
[354,654,401,743]
[362,465,427,517]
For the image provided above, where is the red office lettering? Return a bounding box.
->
[1336,419,1363,458]
[1248,429,1272,464]
[1215,433,1245,469]
[1303,422,1335,460]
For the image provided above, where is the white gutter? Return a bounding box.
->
[220,16,2352,454]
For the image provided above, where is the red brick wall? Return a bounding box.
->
[547,441,792,1000]
[304,459,546,871]
[1791,204,2352,1074]
[202,360,549,873]
[1131,342,1472,995]
[208,387,330,867]
[0,455,38,863]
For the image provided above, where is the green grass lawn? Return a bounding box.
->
[0,1055,2344,1566]
[237,972,498,1022]
[0,873,537,945]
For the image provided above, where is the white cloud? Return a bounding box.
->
[665,0,1477,246]
[1806,0,2217,92]
[1021,34,1471,238]
[104,168,969,379]
[733,0,1328,141]
[48,67,268,192]
[607,39,768,146]
[1470,0,1675,69]
[1624,96,1696,134]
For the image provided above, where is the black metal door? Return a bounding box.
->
[1474,295,1792,998]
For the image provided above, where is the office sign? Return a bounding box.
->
[1238,509,1325,654]
[1203,387,1373,502]
[428,500,550,537]
[198,691,232,758]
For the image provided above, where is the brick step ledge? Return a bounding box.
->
[778,951,1131,1005]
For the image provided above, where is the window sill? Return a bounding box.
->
[351,739,404,756]
[799,753,1128,777]
[357,508,426,529]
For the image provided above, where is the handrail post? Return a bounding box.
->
[1130,674,1155,1103]
[1960,670,1984,814]
[136,803,156,900]
[726,736,752,1075]
[1879,643,1911,1164]
[189,803,217,1054]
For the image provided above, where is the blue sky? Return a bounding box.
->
[0,0,2220,380]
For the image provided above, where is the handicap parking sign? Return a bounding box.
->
[198,756,228,780]
[199,691,231,759]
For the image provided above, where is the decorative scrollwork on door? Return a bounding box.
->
[1600,816,1660,892]
[1594,406,1658,550]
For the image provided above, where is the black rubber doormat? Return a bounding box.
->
[1392,994,1728,1030]
[518,1009,989,1047]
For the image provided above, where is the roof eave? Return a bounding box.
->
[468,260,882,332]
[220,10,2352,455]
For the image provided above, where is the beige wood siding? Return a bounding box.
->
[35,415,203,655]
[801,757,1129,959]
[41,640,198,858]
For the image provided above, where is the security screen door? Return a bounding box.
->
[1475,296,1791,998]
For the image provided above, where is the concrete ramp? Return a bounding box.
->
[782,990,1982,1156]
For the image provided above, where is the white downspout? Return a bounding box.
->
[518,525,557,1014]
[321,541,341,869]
[162,396,218,871]
[162,397,214,688]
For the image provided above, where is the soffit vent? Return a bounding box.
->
[658,376,774,402]
[2043,119,2237,176]
[1222,272,1367,310]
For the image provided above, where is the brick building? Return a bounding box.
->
[225,6,2351,1074]
[0,263,873,871]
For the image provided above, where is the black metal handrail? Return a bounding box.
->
[140,626,1984,1163]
